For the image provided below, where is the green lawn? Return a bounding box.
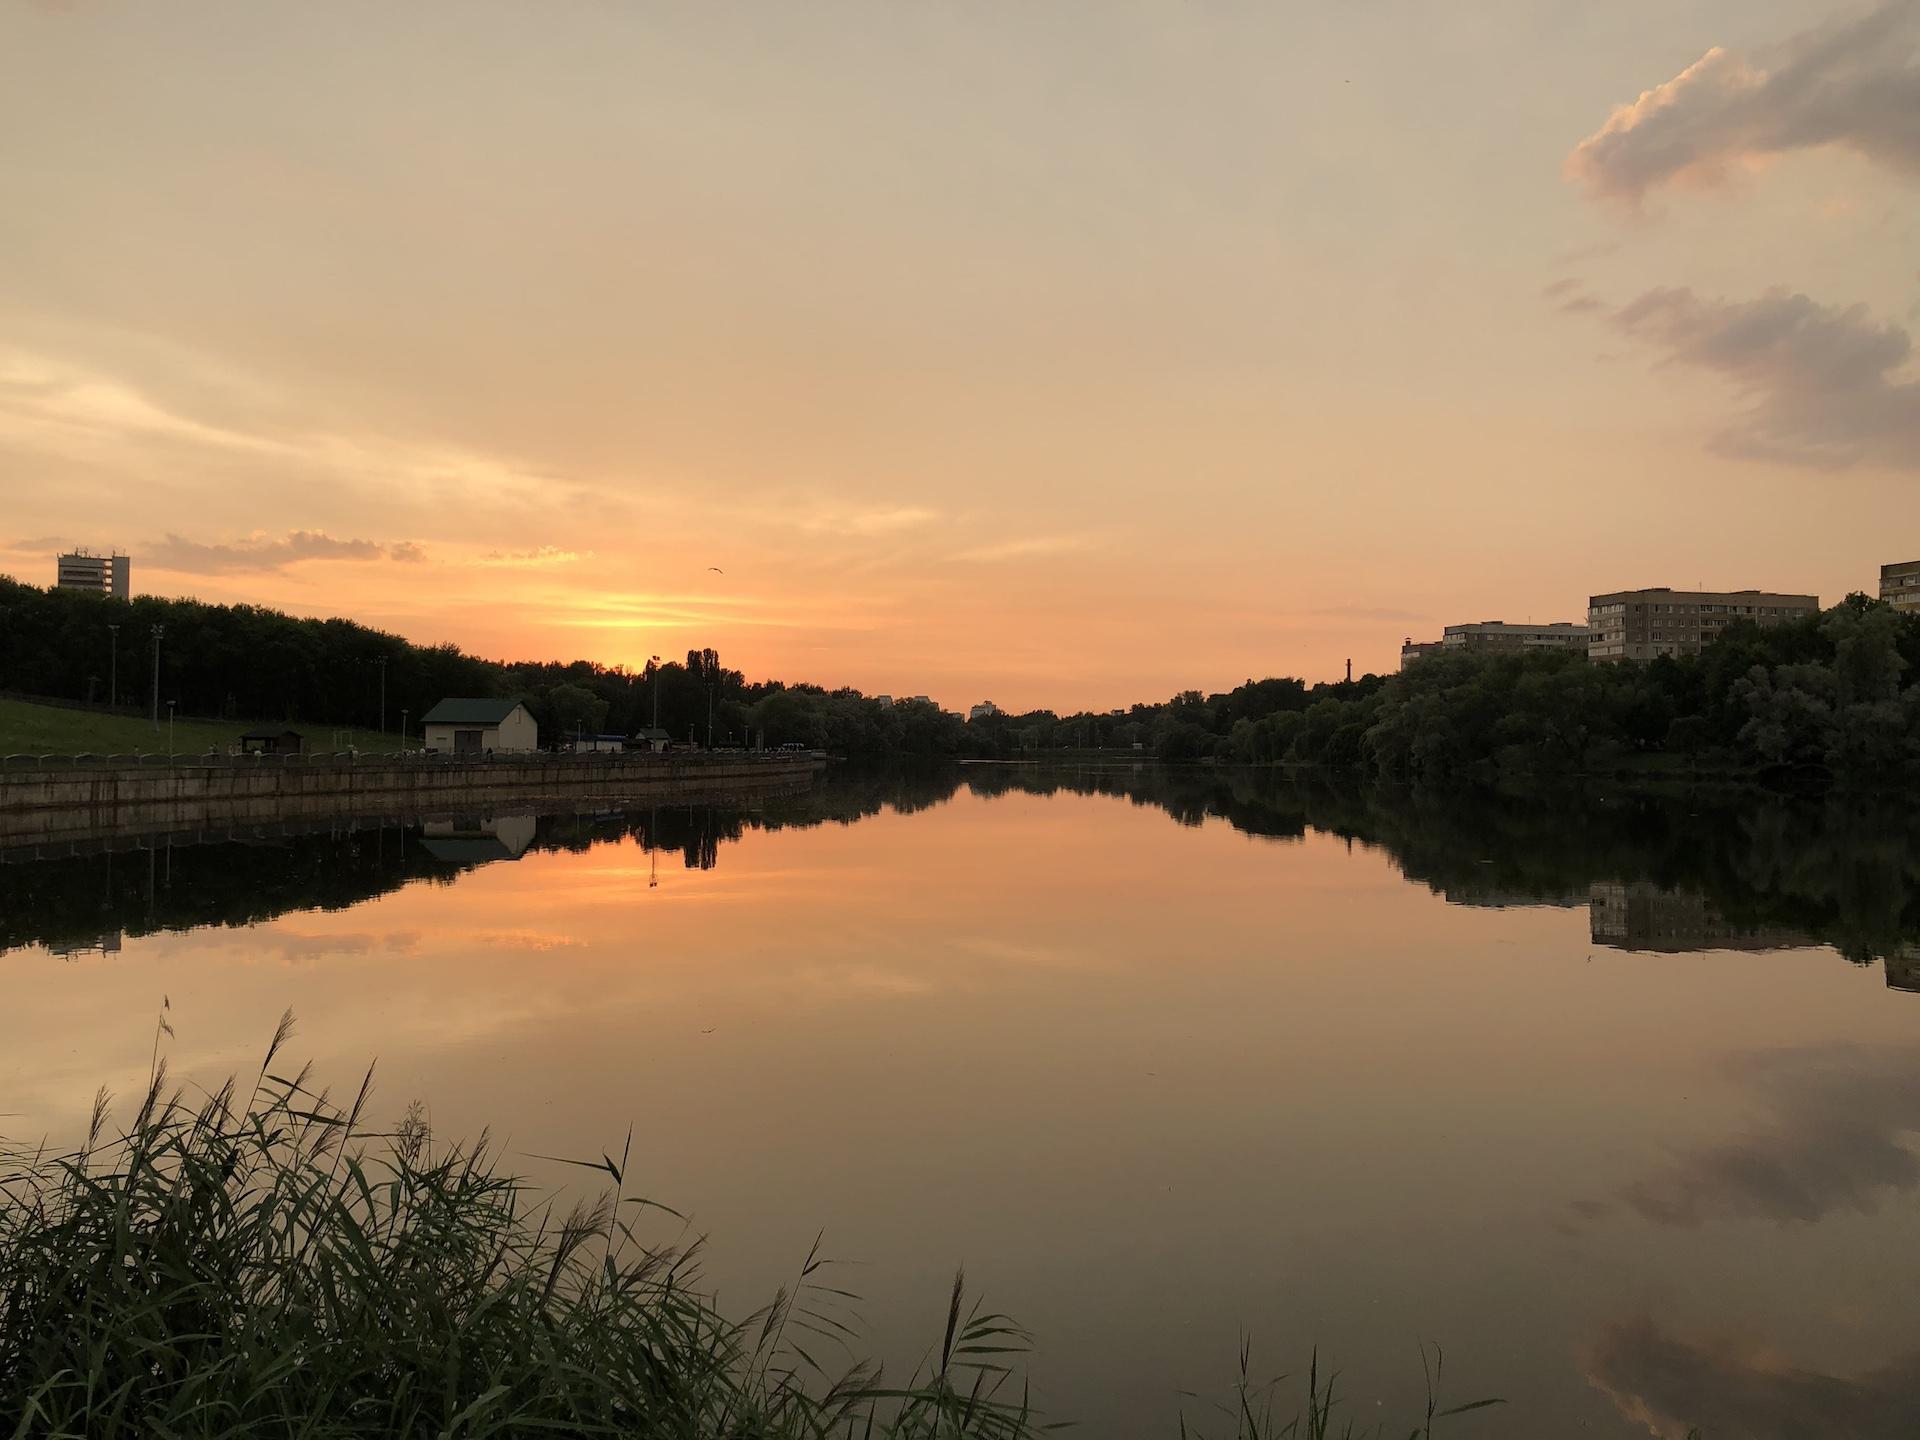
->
[0,698,411,757]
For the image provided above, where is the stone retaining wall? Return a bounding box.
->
[0,752,824,849]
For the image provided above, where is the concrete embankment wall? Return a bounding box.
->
[0,752,823,850]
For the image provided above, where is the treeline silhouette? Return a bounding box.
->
[1115,596,1920,786]
[6,578,1918,780]
[9,764,1920,977]
[0,579,950,753]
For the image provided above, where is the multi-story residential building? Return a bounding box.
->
[1587,587,1818,662]
[1399,638,1443,670]
[55,550,130,599]
[1401,622,1589,670]
[1441,621,1593,653]
[1879,560,1920,612]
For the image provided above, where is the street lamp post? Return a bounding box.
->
[649,655,662,734]
[167,700,176,755]
[400,709,409,752]
[107,623,119,708]
[377,657,387,736]
[149,624,164,728]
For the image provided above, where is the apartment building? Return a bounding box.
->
[1400,621,1589,670]
[55,550,130,599]
[1441,621,1592,652]
[1880,560,1920,612]
[1587,587,1818,662]
[1399,639,1443,670]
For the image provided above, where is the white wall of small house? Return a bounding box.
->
[421,707,537,753]
[422,723,462,752]
[497,707,538,751]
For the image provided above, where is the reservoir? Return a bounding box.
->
[3,764,1915,1437]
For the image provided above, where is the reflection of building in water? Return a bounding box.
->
[419,814,538,864]
[1886,946,1920,994]
[48,931,123,959]
[1447,888,1589,910]
[1589,882,1813,953]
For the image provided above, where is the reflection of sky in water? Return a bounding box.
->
[2,779,1917,1438]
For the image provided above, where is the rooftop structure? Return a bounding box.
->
[56,550,130,599]
[1587,588,1819,663]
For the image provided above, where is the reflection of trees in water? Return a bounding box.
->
[10,765,1920,982]
[955,765,1920,983]
[0,771,956,956]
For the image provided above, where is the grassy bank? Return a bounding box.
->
[0,696,401,757]
[0,1020,1502,1438]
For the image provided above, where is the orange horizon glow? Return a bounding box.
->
[2,3,1915,713]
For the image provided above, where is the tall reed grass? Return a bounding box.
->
[0,1014,1500,1438]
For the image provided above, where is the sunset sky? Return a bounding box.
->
[2,1,1916,711]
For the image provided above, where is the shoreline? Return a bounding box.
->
[0,750,825,852]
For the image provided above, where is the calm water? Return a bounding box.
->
[4,766,1918,1437]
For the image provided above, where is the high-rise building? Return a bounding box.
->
[1879,560,1920,613]
[1587,588,1818,662]
[55,550,130,599]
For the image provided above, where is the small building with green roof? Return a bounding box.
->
[419,699,538,755]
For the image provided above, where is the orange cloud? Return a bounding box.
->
[1568,2,1920,207]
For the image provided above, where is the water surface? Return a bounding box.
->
[4,766,1917,1437]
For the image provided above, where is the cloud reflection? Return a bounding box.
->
[1573,1044,1920,1229]
[1588,1317,1920,1440]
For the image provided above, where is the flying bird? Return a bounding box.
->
[707,566,724,573]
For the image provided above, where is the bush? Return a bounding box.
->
[0,1018,1505,1438]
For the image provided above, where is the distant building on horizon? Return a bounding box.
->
[1443,620,1592,653]
[1879,561,1920,613]
[56,550,129,599]
[1587,587,1818,663]
[968,701,1002,721]
[1399,638,1443,670]
[1399,621,1588,670]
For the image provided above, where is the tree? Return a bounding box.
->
[545,683,609,740]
